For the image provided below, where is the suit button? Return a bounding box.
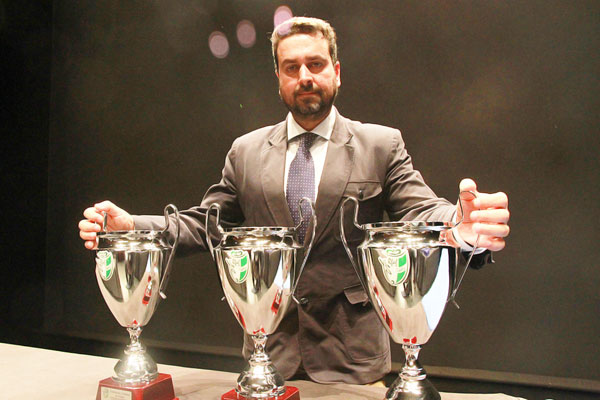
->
[299,297,309,305]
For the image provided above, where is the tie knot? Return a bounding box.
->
[299,132,316,150]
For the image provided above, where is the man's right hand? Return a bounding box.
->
[78,200,135,250]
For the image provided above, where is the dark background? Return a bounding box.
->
[1,0,598,397]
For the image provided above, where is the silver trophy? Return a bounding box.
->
[206,198,316,399]
[95,204,180,384]
[340,194,479,400]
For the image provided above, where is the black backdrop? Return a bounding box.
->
[3,0,598,389]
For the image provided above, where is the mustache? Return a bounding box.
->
[295,84,322,96]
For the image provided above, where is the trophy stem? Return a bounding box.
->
[401,344,426,381]
[128,326,143,351]
[250,334,269,363]
[112,326,158,385]
[385,344,440,400]
[236,334,285,398]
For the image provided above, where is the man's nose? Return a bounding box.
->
[298,64,313,85]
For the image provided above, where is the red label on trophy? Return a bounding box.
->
[221,386,300,400]
[97,374,177,400]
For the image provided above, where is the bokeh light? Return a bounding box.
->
[208,31,229,59]
[236,20,256,48]
[273,5,293,29]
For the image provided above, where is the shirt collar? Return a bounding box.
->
[286,106,336,142]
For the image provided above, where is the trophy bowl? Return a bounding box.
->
[95,204,180,386]
[206,199,315,400]
[339,196,478,400]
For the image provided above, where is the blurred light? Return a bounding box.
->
[208,31,229,59]
[274,5,293,29]
[236,20,256,48]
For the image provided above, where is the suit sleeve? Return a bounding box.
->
[382,129,492,268]
[133,139,245,257]
[383,129,455,221]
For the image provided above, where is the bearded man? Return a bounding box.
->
[79,17,510,384]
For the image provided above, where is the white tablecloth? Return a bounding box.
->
[0,343,526,399]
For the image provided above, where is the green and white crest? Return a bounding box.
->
[226,250,249,284]
[378,248,410,286]
[96,250,114,281]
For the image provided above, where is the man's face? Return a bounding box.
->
[276,32,341,123]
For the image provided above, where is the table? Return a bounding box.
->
[0,343,526,399]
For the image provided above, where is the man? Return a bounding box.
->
[79,17,509,384]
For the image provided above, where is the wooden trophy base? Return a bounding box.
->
[221,386,300,400]
[97,373,178,400]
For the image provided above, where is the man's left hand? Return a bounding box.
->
[452,178,510,252]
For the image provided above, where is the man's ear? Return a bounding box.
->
[334,61,341,87]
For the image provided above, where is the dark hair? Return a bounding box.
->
[271,17,338,72]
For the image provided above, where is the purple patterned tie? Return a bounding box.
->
[287,133,316,243]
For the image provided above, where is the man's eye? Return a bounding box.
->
[286,65,298,73]
[309,62,324,71]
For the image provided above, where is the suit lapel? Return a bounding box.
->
[261,122,295,227]
[260,114,355,240]
[314,114,354,243]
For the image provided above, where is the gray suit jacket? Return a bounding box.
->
[134,110,480,384]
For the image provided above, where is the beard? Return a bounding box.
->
[281,81,338,120]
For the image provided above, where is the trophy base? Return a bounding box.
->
[97,373,178,400]
[385,377,440,400]
[221,386,300,400]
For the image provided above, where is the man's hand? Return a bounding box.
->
[78,200,134,250]
[452,178,510,252]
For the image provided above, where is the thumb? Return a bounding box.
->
[457,178,479,221]
[93,200,133,231]
[94,200,123,217]
[459,178,478,195]
[459,178,480,206]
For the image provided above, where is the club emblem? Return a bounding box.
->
[96,250,114,281]
[379,248,410,286]
[226,250,250,284]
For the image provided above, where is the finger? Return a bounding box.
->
[79,219,101,232]
[83,207,104,224]
[85,240,97,250]
[470,209,510,224]
[473,192,508,210]
[473,222,510,238]
[80,230,97,241]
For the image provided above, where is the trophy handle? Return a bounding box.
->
[291,197,317,304]
[205,203,228,301]
[205,203,224,261]
[159,204,180,299]
[339,196,368,291]
[448,190,481,306]
[102,211,108,232]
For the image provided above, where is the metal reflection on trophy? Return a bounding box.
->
[94,204,180,397]
[340,194,479,400]
[207,198,315,400]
